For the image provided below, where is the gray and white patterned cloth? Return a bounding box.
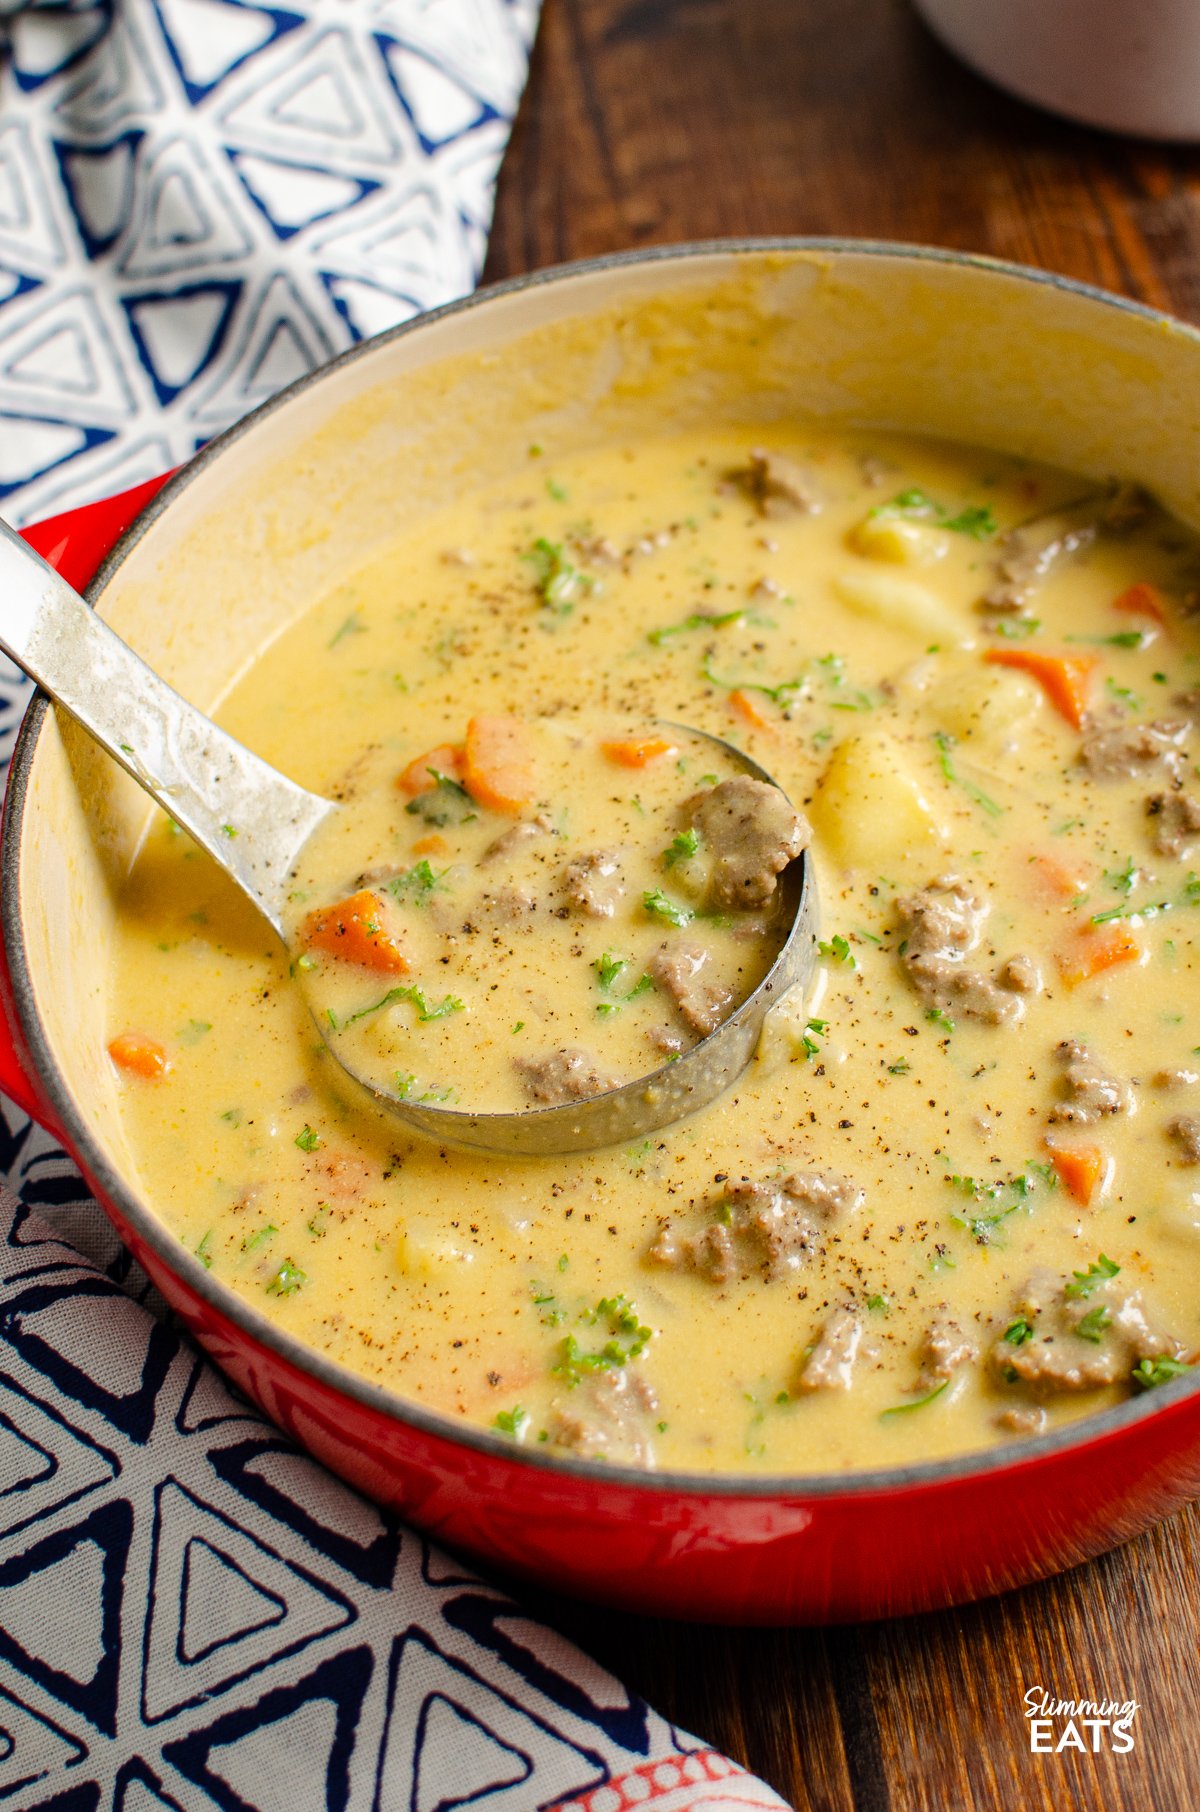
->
[0,4,797,1808]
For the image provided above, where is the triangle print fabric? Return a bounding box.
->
[0,1185,796,1810]
[0,0,542,529]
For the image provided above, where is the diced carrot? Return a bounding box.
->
[729,688,774,731]
[108,1032,171,1080]
[1046,1142,1108,1207]
[1057,922,1142,987]
[397,743,464,796]
[462,715,538,814]
[1029,851,1090,901]
[411,833,449,856]
[984,648,1099,729]
[300,889,409,972]
[1114,581,1167,626]
[600,734,679,769]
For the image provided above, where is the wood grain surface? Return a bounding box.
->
[485,2,1200,1807]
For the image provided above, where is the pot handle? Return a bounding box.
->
[19,471,175,591]
[0,471,174,1135]
[0,932,57,1131]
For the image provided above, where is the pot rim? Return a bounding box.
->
[8,234,1200,1506]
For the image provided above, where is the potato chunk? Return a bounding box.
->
[832,569,972,646]
[810,731,949,871]
[847,514,949,566]
[930,666,1044,757]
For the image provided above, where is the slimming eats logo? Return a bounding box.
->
[1025,1688,1138,1754]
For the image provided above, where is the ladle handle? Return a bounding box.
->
[0,516,331,937]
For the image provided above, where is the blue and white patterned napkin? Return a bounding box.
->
[0,0,540,527]
[0,4,798,1808]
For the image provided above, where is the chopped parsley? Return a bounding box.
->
[592,952,653,1010]
[926,1007,955,1035]
[494,1405,531,1438]
[700,654,807,707]
[265,1259,307,1296]
[1075,1304,1112,1343]
[933,731,1004,819]
[525,537,589,616]
[594,951,628,991]
[328,611,366,648]
[946,1164,1056,1244]
[1091,895,1171,925]
[801,1017,828,1060]
[241,1222,278,1252]
[393,1072,454,1104]
[814,650,877,712]
[649,608,746,646]
[870,487,997,539]
[1132,1356,1193,1390]
[405,771,476,828]
[1067,629,1147,649]
[1064,1254,1120,1301]
[344,984,464,1027]
[887,1057,910,1076]
[880,1378,950,1419]
[818,933,856,967]
[294,1125,321,1153]
[386,860,447,905]
[1106,675,1142,712]
[553,1295,652,1388]
[1102,856,1137,897]
[663,827,700,867]
[643,888,693,928]
[991,616,1040,640]
[1003,1317,1034,1346]
[194,1230,213,1269]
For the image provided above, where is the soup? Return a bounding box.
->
[106,424,1200,1473]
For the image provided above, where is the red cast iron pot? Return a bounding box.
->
[5,241,1200,1625]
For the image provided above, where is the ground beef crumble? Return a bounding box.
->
[895,876,1027,1025]
[648,1170,863,1284]
[1047,1038,1133,1125]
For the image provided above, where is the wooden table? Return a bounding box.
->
[484,3,1200,1806]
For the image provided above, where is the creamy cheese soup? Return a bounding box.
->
[107,427,1200,1473]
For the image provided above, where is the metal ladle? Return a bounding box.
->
[0,517,819,1155]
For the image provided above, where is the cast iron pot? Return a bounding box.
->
[5,241,1200,1625]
